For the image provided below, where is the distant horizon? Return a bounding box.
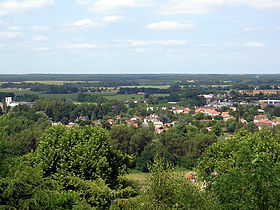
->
[0,73,279,75]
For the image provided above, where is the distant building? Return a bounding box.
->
[5,97,12,106]
[259,100,280,106]
[240,90,280,95]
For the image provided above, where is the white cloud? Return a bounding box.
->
[63,43,97,49]
[76,0,154,13]
[158,0,280,15]
[243,42,266,48]
[102,16,124,22]
[35,47,51,51]
[244,27,265,32]
[241,0,280,10]
[69,18,103,28]
[147,21,195,30]
[127,40,187,47]
[31,25,51,32]
[0,31,21,39]
[224,42,267,48]
[74,18,93,26]
[33,36,49,41]
[0,0,54,16]
[8,26,21,31]
[0,44,4,48]
[0,11,9,16]
[159,0,224,15]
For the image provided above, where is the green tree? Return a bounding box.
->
[36,125,132,188]
[118,156,219,209]
[197,129,280,209]
[195,112,204,120]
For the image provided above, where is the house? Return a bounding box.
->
[255,120,273,130]
[155,126,168,134]
[74,116,87,122]
[254,115,268,123]
[147,107,154,111]
[221,112,236,121]
[173,107,185,114]
[184,107,191,114]
[153,120,163,128]
[144,116,158,124]
[206,110,220,116]
[107,119,114,125]
[195,106,216,115]
[253,115,273,130]
[126,120,139,127]
[273,119,280,126]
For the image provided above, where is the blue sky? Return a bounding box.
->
[0,0,279,74]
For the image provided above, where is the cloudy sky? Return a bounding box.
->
[0,0,279,74]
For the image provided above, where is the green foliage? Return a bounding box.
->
[1,125,137,209]
[136,142,160,172]
[114,156,219,209]
[195,112,204,120]
[0,108,51,176]
[197,129,280,209]
[35,125,132,188]
[158,124,217,169]
[110,125,154,157]
[270,106,280,117]
[0,162,82,210]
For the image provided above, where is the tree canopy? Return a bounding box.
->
[197,129,280,209]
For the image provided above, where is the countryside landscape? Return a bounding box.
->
[1,74,280,209]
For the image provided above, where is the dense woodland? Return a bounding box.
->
[1,74,280,209]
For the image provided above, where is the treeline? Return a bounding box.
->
[2,74,280,86]
[77,93,108,103]
[1,83,81,94]
[0,92,14,101]
[119,87,171,94]
[0,92,39,102]
[32,98,127,123]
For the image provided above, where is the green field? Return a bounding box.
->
[102,94,144,100]
[209,85,232,87]
[120,85,170,89]
[0,88,36,95]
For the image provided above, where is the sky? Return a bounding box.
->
[0,0,280,74]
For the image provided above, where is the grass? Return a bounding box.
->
[102,94,144,100]
[37,93,79,101]
[125,169,191,191]
[125,172,149,187]
[120,85,170,89]
[151,94,169,97]
[0,88,37,95]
